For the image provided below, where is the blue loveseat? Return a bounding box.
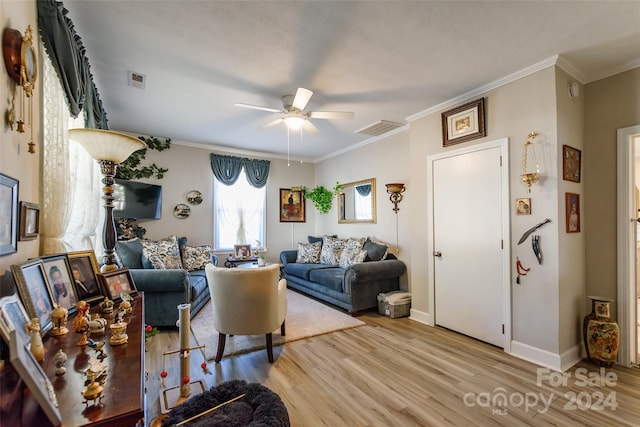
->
[280,237,406,314]
[115,236,217,327]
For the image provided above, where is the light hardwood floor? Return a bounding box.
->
[145,310,640,426]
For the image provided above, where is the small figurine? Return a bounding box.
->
[87,338,106,360]
[50,304,69,337]
[114,307,127,324]
[72,312,90,347]
[88,314,107,335]
[118,299,132,315]
[26,318,45,361]
[109,321,128,346]
[53,349,67,375]
[99,297,114,315]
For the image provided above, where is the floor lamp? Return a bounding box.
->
[68,129,147,272]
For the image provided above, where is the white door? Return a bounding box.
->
[432,144,506,347]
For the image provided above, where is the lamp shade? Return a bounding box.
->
[68,129,146,163]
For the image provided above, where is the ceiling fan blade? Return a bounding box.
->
[302,120,320,135]
[234,103,282,113]
[292,87,313,111]
[260,118,284,129]
[308,111,355,120]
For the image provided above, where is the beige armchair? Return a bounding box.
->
[204,264,287,363]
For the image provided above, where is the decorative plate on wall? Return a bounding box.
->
[186,190,203,205]
[173,204,190,219]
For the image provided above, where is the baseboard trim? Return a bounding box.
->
[510,340,582,372]
[409,308,432,326]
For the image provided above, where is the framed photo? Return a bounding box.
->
[0,294,31,346]
[562,144,581,183]
[97,268,137,301]
[7,328,62,425]
[234,244,252,259]
[279,188,306,222]
[41,254,78,314]
[19,201,40,240]
[67,250,103,305]
[515,198,531,215]
[566,192,581,233]
[10,259,55,334]
[0,173,19,256]
[442,98,486,146]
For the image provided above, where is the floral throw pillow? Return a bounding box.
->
[339,248,368,268]
[296,241,321,264]
[319,236,347,266]
[141,235,183,269]
[181,245,213,271]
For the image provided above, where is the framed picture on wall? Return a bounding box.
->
[442,98,486,146]
[515,198,531,215]
[0,173,19,256]
[19,201,40,240]
[279,188,306,222]
[562,145,581,183]
[565,192,581,233]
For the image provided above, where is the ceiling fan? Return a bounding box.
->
[234,87,354,134]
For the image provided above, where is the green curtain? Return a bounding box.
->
[210,154,270,189]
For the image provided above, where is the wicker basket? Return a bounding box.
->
[377,291,411,318]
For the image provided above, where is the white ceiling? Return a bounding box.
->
[63,1,640,162]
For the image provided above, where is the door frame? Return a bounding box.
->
[616,124,640,368]
[426,138,511,351]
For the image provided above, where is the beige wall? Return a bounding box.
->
[141,143,316,265]
[584,68,640,316]
[0,1,41,284]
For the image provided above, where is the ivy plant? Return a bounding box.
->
[302,182,342,214]
[115,136,171,180]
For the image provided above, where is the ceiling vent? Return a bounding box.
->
[354,120,404,136]
[128,70,146,89]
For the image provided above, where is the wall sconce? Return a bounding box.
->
[69,129,147,272]
[385,183,405,213]
[521,132,540,193]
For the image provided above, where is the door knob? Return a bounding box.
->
[433,251,442,257]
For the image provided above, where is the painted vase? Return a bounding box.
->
[26,318,45,361]
[583,296,619,367]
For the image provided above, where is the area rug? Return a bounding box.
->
[190,289,365,361]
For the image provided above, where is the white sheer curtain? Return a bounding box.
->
[42,46,102,256]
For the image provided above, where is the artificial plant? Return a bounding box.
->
[302,182,342,214]
[115,135,171,180]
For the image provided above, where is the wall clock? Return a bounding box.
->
[2,25,37,94]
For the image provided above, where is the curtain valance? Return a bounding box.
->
[356,184,371,197]
[37,0,108,129]
[210,154,270,188]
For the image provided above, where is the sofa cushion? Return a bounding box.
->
[320,236,347,266]
[309,267,345,292]
[182,244,213,271]
[296,241,321,263]
[364,238,389,261]
[284,263,332,281]
[339,248,367,268]
[115,238,144,269]
[141,235,184,269]
[147,255,166,269]
[188,270,209,303]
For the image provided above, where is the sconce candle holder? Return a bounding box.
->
[521,132,540,193]
[386,183,405,213]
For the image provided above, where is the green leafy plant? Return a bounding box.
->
[302,182,342,214]
[115,136,171,180]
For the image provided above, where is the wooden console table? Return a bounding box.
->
[0,294,146,427]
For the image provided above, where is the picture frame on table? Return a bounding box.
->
[10,259,55,335]
[97,268,137,301]
[67,250,103,305]
[442,98,486,147]
[19,201,40,240]
[566,192,581,233]
[0,173,19,256]
[40,254,78,315]
[279,188,306,222]
[0,294,31,346]
[234,244,252,259]
[7,328,62,425]
[562,144,581,183]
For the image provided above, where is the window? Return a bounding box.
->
[213,169,266,251]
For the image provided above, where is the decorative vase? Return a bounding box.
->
[583,296,619,367]
[26,318,45,361]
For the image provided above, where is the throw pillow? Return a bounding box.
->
[146,255,166,269]
[319,236,347,266]
[141,235,183,269]
[115,238,144,269]
[339,248,368,268]
[181,245,213,271]
[296,241,322,263]
[307,234,337,244]
[364,237,389,261]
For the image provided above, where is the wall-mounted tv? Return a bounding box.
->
[113,179,162,220]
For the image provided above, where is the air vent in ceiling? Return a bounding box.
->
[128,70,146,89]
[354,120,404,136]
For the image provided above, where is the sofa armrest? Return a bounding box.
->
[129,269,191,297]
[344,259,406,286]
[280,250,298,265]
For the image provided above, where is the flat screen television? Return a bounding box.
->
[113,179,162,220]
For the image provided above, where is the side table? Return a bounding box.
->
[224,256,257,268]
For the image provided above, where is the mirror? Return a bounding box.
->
[338,178,376,223]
